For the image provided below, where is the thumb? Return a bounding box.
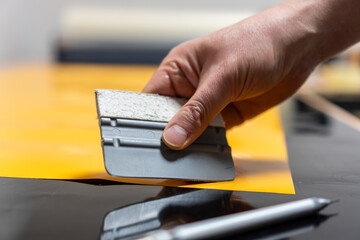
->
[162,81,230,150]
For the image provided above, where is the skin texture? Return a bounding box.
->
[143,0,360,150]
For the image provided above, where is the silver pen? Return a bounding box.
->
[141,197,336,240]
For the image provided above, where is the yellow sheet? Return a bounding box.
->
[0,64,295,194]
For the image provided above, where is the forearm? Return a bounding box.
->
[277,0,360,66]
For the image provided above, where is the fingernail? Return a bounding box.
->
[163,125,188,148]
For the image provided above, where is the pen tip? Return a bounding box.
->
[316,198,339,206]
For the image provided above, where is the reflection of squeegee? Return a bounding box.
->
[95,90,236,181]
[100,189,232,240]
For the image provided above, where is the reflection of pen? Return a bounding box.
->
[240,213,334,239]
[141,197,336,240]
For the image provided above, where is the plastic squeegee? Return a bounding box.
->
[95,89,235,182]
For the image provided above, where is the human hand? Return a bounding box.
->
[143,0,360,150]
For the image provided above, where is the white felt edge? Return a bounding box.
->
[95,89,225,127]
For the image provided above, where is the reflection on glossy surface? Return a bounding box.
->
[100,189,233,240]
[0,176,340,240]
[226,214,333,240]
[100,188,332,240]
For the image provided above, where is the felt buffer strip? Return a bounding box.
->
[95,89,236,181]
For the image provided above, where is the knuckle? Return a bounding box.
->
[182,99,208,130]
[167,42,188,57]
[162,60,186,84]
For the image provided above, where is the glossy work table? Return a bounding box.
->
[0,65,360,239]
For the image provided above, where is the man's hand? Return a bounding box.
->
[143,0,360,150]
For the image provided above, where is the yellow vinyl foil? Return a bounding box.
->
[0,64,294,194]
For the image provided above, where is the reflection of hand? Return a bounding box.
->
[143,0,360,150]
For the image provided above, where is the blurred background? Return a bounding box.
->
[0,0,281,66]
[0,0,359,117]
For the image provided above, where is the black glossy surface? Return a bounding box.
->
[1,99,360,239]
[285,100,360,239]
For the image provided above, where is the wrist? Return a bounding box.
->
[266,2,323,73]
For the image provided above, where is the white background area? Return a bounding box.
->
[0,0,282,67]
